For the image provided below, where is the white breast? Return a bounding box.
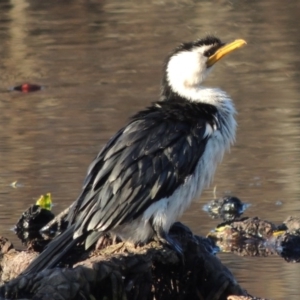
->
[143,128,232,235]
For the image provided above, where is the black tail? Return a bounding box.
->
[22,224,85,275]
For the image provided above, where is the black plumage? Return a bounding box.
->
[71,98,219,235]
[22,98,219,275]
[171,36,224,56]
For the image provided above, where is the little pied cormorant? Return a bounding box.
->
[22,36,246,275]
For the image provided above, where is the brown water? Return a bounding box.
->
[0,0,300,298]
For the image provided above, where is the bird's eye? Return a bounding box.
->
[204,43,225,58]
[204,49,215,57]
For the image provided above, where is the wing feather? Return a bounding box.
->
[71,101,218,237]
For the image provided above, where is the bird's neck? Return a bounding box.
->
[161,82,232,111]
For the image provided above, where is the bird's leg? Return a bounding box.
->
[95,234,111,250]
[152,223,184,257]
[95,233,121,250]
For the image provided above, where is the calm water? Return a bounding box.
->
[0,0,300,298]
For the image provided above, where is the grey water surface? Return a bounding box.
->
[0,0,300,299]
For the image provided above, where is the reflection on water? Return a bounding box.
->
[0,0,300,298]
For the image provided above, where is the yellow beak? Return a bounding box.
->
[207,39,247,67]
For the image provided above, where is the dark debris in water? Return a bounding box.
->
[207,216,300,263]
[14,204,54,251]
[203,195,250,221]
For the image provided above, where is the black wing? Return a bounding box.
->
[70,101,218,237]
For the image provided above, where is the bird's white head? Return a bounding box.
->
[162,36,246,103]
